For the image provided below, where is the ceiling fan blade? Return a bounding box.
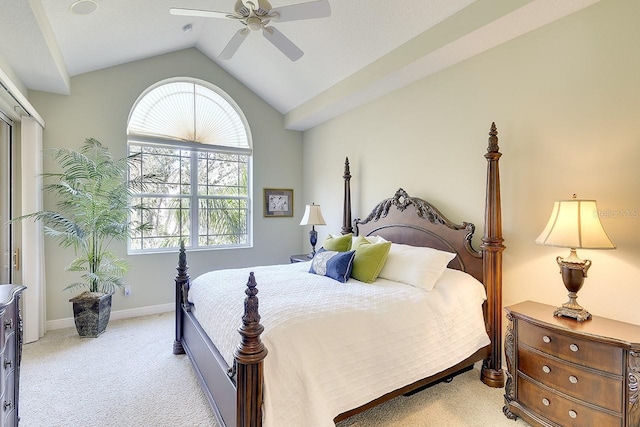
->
[270,0,331,23]
[170,7,234,19]
[220,28,250,60]
[262,26,304,61]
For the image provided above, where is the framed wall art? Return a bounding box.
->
[263,188,293,217]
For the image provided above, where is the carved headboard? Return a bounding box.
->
[353,188,483,283]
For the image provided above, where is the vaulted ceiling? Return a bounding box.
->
[0,0,599,130]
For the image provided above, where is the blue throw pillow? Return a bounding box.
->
[309,248,356,283]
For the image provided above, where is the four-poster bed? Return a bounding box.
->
[173,123,505,426]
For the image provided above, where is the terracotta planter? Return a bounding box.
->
[69,291,113,337]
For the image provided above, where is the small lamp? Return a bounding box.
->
[535,195,615,321]
[299,203,326,258]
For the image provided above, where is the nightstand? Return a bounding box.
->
[503,301,640,427]
[290,254,312,263]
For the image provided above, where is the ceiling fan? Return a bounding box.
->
[170,0,331,61]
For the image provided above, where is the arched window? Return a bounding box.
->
[127,78,252,252]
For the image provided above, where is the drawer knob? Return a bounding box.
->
[3,359,11,369]
[3,401,11,411]
[569,375,578,384]
[542,365,551,374]
[569,410,577,419]
[569,343,579,352]
[542,398,550,406]
[542,335,551,343]
[3,319,12,330]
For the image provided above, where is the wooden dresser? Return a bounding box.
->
[0,285,26,427]
[503,301,640,427]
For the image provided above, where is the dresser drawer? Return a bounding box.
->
[0,356,4,402]
[0,308,5,355]
[1,332,15,377]
[0,305,15,355]
[518,344,623,412]
[517,374,622,427]
[2,370,15,426]
[519,321,623,375]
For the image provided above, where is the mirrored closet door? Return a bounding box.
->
[0,112,12,283]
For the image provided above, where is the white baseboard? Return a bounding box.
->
[46,303,174,331]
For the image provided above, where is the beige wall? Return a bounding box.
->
[29,48,303,322]
[302,0,640,325]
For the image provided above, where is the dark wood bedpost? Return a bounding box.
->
[234,272,268,427]
[480,122,506,388]
[341,157,354,235]
[173,241,189,355]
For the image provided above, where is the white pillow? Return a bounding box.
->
[378,243,456,291]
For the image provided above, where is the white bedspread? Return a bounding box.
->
[189,262,490,427]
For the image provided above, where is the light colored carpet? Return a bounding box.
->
[21,312,531,426]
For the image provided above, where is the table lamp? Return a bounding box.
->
[300,203,326,258]
[535,195,615,321]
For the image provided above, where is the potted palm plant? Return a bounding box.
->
[19,138,151,337]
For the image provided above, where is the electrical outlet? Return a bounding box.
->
[124,286,131,296]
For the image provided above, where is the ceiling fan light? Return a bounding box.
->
[247,17,262,31]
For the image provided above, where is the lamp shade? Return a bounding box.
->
[299,204,326,226]
[535,199,615,249]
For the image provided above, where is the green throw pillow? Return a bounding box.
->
[351,235,391,283]
[322,233,352,252]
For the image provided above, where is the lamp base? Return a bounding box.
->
[554,304,592,322]
[553,250,593,322]
[308,227,318,259]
